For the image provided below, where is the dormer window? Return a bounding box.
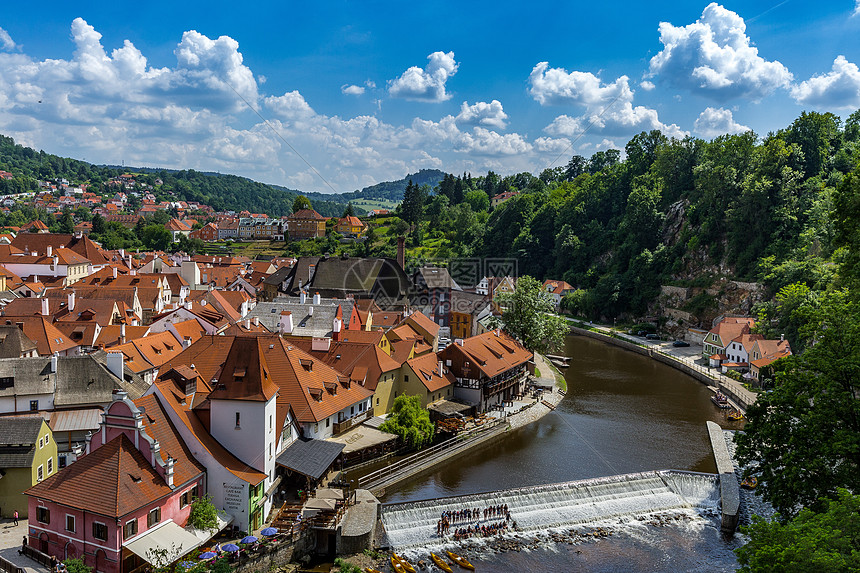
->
[300,359,313,372]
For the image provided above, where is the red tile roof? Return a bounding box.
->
[25,433,173,518]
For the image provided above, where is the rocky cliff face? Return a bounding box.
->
[653,200,769,334]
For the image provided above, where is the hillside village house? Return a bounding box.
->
[285,210,326,239]
[0,417,56,518]
[25,392,208,573]
[335,216,366,238]
[702,316,756,362]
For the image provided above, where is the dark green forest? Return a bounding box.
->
[383,110,860,325]
[291,168,446,204]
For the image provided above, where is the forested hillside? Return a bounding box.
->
[370,110,860,329]
[0,135,346,217]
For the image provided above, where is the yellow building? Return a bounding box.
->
[0,417,57,518]
[335,216,366,238]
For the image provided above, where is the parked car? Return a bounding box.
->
[645,333,660,340]
[673,340,690,347]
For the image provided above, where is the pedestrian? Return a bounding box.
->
[13,510,19,526]
[19,536,27,556]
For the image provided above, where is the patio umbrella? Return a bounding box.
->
[198,552,216,560]
[260,527,278,536]
[222,544,241,553]
[241,536,258,544]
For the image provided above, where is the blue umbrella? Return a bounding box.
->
[240,536,258,544]
[260,527,278,536]
[222,544,240,553]
[198,552,216,560]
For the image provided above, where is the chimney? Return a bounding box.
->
[68,291,75,312]
[244,318,251,330]
[253,316,259,327]
[53,256,58,267]
[183,337,191,348]
[51,352,58,373]
[112,266,118,279]
[41,298,50,316]
[780,333,784,341]
[164,457,175,488]
[299,290,307,304]
[279,311,293,334]
[438,360,443,377]
[106,351,124,380]
[120,323,126,343]
[308,305,314,316]
[47,245,52,256]
[185,300,193,310]
[397,236,406,271]
[119,248,124,258]
[313,292,321,305]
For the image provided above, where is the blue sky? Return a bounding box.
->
[0,1,859,193]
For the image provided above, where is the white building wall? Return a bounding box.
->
[146,385,256,532]
[210,398,269,473]
[0,392,55,414]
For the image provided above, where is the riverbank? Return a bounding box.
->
[506,353,566,431]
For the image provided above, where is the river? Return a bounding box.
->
[382,334,746,572]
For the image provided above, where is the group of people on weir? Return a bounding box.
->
[436,504,515,539]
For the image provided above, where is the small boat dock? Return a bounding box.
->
[546,354,570,369]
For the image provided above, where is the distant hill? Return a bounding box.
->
[289,169,447,205]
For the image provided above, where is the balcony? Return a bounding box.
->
[333,410,372,436]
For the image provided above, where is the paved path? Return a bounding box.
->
[566,318,758,409]
[0,519,44,573]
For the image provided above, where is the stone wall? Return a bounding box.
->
[706,421,739,535]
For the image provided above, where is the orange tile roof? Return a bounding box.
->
[443,329,533,379]
[25,433,173,518]
[134,393,206,487]
[406,352,455,392]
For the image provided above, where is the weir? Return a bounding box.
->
[380,470,720,549]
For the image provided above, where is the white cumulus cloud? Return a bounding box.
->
[694,107,750,138]
[455,100,508,129]
[341,84,365,95]
[791,56,860,109]
[648,2,792,101]
[0,27,18,51]
[388,51,458,102]
[529,62,631,107]
[640,80,655,91]
[544,102,687,140]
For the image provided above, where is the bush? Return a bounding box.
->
[63,558,92,573]
[188,494,218,531]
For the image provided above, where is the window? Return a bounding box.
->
[376,398,379,406]
[36,506,50,524]
[47,457,53,474]
[39,437,44,449]
[37,465,44,481]
[147,508,161,527]
[123,519,138,540]
[326,418,330,428]
[0,376,13,390]
[66,515,75,532]
[235,412,241,428]
[59,454,67,469]
[30,400,38,411]
[404,375,409,382]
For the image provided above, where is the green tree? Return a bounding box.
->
[498,275,569,353]
[142,224,173,251]
[63,558,92,573]
[379,395,434,449]
[188,494,219,532]
[735,290,860,517]
[735,489,860,572]
[400,180,426,225]
[91,213,105,235]
[293,195,312,213]
[342,203,355,218]
[464,189,490,213]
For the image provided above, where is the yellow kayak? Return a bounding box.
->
[393,553,416,573]
[364,568,383,573]
[446,550,475,570]
[390,556,405,573]
[431,552,453,573]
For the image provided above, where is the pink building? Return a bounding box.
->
[25,392,206,573]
